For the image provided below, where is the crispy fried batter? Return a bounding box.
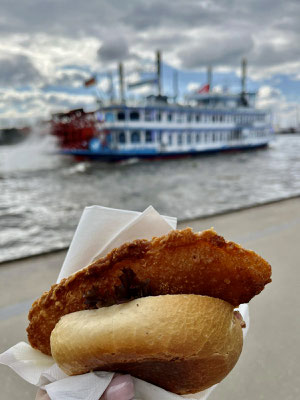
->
[27,228,271,355]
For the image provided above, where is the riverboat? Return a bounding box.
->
[51,54,274,161]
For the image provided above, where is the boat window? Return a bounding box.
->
[187,133,192,144]
[130,111,140,121]
[168,134,172,145]
[145,130,152,143]
[131,131,140,143]
[212,115,216,122]
[145,110,153,121]
[177,132,183,145]
[167,113,173,121]
[232,130,240,139]
[117,111,126,121]
[196,133,200,143]
[105,112,115,122]
[118,132,126,144]
[195,114,200,122]
[187,113,192,122]
[177,113,183,123]
[156,111,162,121]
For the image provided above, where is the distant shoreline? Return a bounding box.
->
[1,193,299,266]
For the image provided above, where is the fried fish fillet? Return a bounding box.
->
[27,228,271,355]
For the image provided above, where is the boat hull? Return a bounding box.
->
[59,141,270,162]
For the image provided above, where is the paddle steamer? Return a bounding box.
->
[51,53,273,161]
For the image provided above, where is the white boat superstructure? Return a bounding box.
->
[85,92,273,159]
[56,53,274,161]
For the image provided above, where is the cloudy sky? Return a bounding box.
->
[1,0,300,128]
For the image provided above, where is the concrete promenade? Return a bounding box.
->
[0,197,299,400]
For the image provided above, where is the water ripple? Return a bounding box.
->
[0,134,300,262]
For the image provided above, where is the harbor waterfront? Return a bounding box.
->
[1,134,300,263]
[0,197,299,400]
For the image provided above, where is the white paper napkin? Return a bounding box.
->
[0,205,249,400]
[57,205,177,282]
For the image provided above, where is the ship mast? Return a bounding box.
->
[173,70,178,103]
[108,71,114,103]
[207,65,212,92]
[156,50,162,96]
[241,58,248,106]
[118,62,125,103]
[241,58,247,95]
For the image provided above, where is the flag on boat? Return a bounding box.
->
[198,84,210,93]
[127,77,158,89]
[84,76,97,87]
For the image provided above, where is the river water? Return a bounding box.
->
[1,134,300,262]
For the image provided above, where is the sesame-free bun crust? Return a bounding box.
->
[28,228,271,355]
[50,294,243,395]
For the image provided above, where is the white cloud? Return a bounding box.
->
[0,87,96,128]
[187,82,199,92]
[256,85,299,128]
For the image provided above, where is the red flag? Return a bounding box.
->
[84,76,97,87]
[198,84,210,94]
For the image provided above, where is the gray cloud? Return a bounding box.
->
[0,0,299,73]
[178,33,254,69]
[49,70,90,87]
[0,54,42,86]
[250,42,300,68]
[98,37,129,63]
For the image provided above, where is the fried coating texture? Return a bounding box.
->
[27,228,271,355]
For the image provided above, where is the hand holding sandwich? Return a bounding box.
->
[35,374,135,400]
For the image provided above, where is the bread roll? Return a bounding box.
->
[28,228,271,356]
[50,294,243,394]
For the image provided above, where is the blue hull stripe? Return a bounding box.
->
[60,142,270,161]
